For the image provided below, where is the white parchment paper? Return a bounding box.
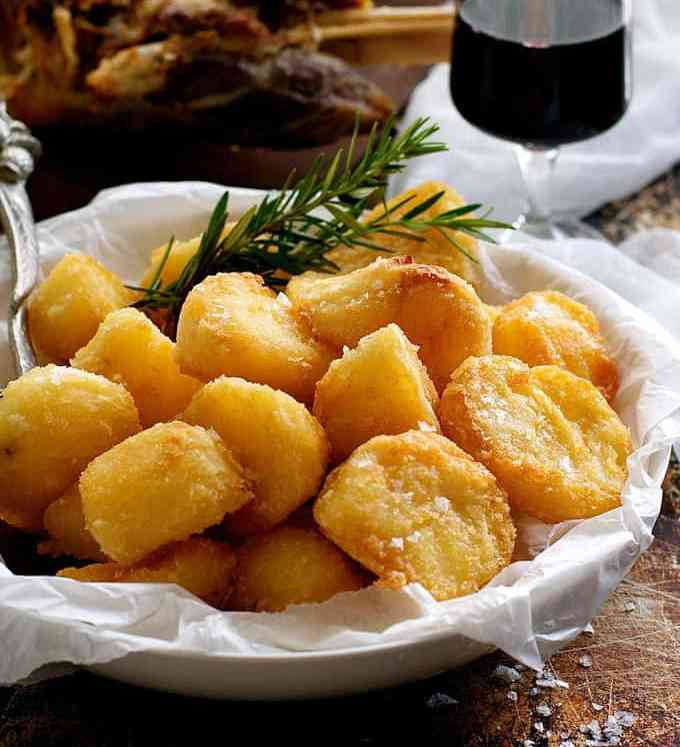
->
[1,183,679,686]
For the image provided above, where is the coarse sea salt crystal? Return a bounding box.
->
[417,420,437,433]
[536,673,569,689]
[507,691,518,702]
[491,664,521,684]
[406,531,422,544]
[578,654,593,668]
[614,711,636,728]
[433,496,449,512]
[535,704,551,717]
[276,292,292,308]
[389,537,404,550]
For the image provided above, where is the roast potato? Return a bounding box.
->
[71,308,202,427]
[175,273,335,405]
[287,257,491,392]
[182,377,329,536]
[320,181,479,284]
[80,421,253,563]
[0,365,141,532]
[58,537,237,609]
[38,484,107,562]
[28,254,133,364]
[492,290,619,402]
[230,526,366,612]
[438,356,632,522]
[314,431,515,601]
[313,324,440,463]
[139,224,235,289]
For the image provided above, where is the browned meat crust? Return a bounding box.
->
[1,0,390,146]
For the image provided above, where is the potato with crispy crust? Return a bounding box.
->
[314,431,515,601]
[320,182,479,284]
[438,356,632,523]
[0,366,141,532]
[80,421,253,563]
[182,377,329,536]
[71,308,202,427]
[175,273,335,405]
[58,538,237,609]
[28,254,133,364]
[314,324,440,464]
[38,484,107,562]
[492,290,619,402]
[287,257,491,392]
[139,224,236,289]
[230,526,367,612]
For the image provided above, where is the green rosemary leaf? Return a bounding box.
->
[133,116,512,333]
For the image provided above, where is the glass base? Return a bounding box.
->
[514,215,608,242]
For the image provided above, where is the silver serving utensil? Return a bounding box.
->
[0,102,41,377]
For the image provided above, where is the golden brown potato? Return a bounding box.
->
[230,526,366,612]
[182,377,329,536]
[38,484,107,562]
[313,324,440,464]
[71,308,202,427]
[0,366,141,532]
[438,356,632,523]
[492,290,619,402]
[314,431,515,601]
[28,254,133,364]
[320,181,479,285]
[80,421,253,563]
[175,273,335,405]
[287,257,491,392]
[58,537,237,609]
[139,224,235,289]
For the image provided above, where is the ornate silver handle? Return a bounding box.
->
[0,102,41,377]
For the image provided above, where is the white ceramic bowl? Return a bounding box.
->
[1,183,679,699]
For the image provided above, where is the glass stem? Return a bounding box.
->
[514,145,559,225]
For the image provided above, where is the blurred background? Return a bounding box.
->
[0,0,446,220]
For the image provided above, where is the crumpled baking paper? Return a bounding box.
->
[1,182,679,688]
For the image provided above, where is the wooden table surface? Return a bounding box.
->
[0,166,678,746]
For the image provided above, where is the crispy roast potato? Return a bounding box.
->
[314,431,515,601]
[139,224,236,289]
[320,182,479,284]
[80,422,253,563]
[176,273,335,405]
[38,484,107,562]
[287,257,491,392]
[58,537,237,609]
[71,308,202,427]
[230,526,367,612]
[182,377,329,536]
[492,290,619,402]
[313,324,440,464]
[438,356,632,523]
[0,366,141,532]
[28,254,133,364]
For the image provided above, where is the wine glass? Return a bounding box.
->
[450,0,632,240]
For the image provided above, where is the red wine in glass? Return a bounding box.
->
[450,0,632,238]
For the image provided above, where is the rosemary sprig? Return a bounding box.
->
[131,116,512,333]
